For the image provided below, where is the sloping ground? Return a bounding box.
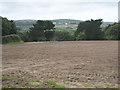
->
[2,41,118,88]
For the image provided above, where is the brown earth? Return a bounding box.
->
[2,41,119,88]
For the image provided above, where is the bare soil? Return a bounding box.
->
[2,41,119,88]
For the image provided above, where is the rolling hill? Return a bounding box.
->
[14,19,115,31]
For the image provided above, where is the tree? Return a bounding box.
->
[29,20,55,41]
[2,17,17,36]
[75,19,103,40]
[9,20,17,34]
[2,17,11,36]
[105,23,120,40]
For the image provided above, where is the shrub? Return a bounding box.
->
[37,36,46,41]
[105,23,120,40]
[76,32,87,40]
[54,31,75,41]
[45,30,55,41]
[2,34,22,44]
[17,32,30,42]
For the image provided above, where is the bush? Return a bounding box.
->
[45,30,55,41]
[17,32,30,42]
[54,31,75,41]
[2,34,22,44]
[105,23,120,40]
[2,17,17,36]
[37,36,46,41]
[76,32,87,40]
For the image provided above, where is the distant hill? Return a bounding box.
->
[14,19,82,27]
[52,19,82,25]
[14,19,115,31]
[14,19,37,27]
[15,19,114,27]
[101,22,115,30]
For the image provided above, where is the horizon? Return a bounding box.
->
[1,17,117,22]
[0,0,119,22]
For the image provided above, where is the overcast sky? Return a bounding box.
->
[0,0,119,22]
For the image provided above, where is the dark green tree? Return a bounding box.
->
[2,17,17,36]
[9,20,17,34]
[75,19,103,40]
[2,17,11,36]
[29,20,55,41]
[105,23,120,40]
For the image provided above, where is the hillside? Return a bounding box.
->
[14,19,82,31]
[15,19,82,26]
[14,19,115,31]
[52,19,82,25]
[15,19,37,27]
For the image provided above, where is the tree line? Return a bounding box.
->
[2,17,120,44]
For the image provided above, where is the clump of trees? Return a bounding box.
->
[2,17,17,36]
[1,16,119,44]
[28,20,55,41]
[2,17,22,44]
[75,19,119,40]
[75,19,104,40]
[104,23,120,40]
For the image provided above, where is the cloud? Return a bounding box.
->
[0,0,119,2]
[0,1,118,22]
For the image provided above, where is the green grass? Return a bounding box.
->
[17,26,31,31]
[2,76,120,89]
[2,76,45,88]
[55,28,75,32]
[9,86,17,88]
[2,88,18,90]
[21,84,46,88]
[2,76,65,88]
[55,24,77,29]
[2,76,24,81]
[30,79,41,82]
[44,80,65,88]
[2,76,14,81]
[104,83,118,88]
[3,41,24,45]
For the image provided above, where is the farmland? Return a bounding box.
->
[2,41,118,88]
[15,19,114,31]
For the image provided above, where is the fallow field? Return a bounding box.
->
[2,41,118,88]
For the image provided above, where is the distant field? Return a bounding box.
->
[17,24,77,32]
[2,41,118,88]
[17,26,31,31]
[55,24,78,29]
[15,19,114,32]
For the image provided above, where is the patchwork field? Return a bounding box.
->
[2,41,118,88]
